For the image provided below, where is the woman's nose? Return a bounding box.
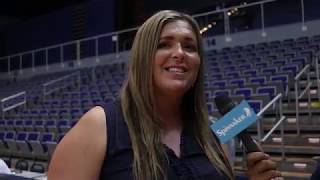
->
[171,44,185,60]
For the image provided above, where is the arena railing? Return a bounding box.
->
[294,64,312,135]
[42,71,81,101]
[315,53,320,101]
[256,93,286,160]
[0,0,284,75]
[0,91,27,120]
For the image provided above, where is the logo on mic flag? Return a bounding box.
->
[210,100,258,144]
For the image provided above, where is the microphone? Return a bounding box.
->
[214,95,261,153]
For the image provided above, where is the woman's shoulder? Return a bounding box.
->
[85,106,106,122]
[58,105,108,150]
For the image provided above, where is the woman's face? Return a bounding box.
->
[153,20,200,98]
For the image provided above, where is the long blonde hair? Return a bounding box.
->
[120,10,234,180]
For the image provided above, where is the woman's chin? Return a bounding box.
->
[163,84,191,95]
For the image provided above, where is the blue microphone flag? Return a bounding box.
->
[210,100,258,144]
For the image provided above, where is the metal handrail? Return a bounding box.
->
[1,91,27,119]
[257,93,282,117]
[315,54,320,101]
[294,64,310,80]
[261,116,286,142]
[0,91,25,102]
[294,64,311,135]
[256,93,286,159]
[42,71,79,87]
[42,71,80,100]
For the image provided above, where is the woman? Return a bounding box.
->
[48,10,281,180]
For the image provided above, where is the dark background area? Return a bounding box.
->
[1,0,320,72]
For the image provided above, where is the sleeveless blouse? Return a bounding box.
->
[98,101,232,180]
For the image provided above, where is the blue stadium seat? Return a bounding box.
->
[223,66,237,72]
[272,59,287,66]
[247,100,263,113]
[14,120,25,132]
[261,67,278,75]
[59,109,70,119]
[208,66,220,72]
[5,120,14,131]
[49,109,59,119]
[71,99,81,107]
[229,78,246,88]
[243,69,258,77]
[213,89,231,97]
[46,120,57,134]
[239,63,252,70]
[212,80,228,89]
[28,132,48,160]
[71,108,82,119]
[249,76,266,85]
[24,120,34,132]
[36,132,55,160]
[5,131,17,157]
[16,132,33,158]
[257,86,277,100]
[271,74,289,94]
[35,120,45,132]
[234,88,253,99]
[58,120,70,133]
[210,73,223,80]
[61,100,70,108]
[226,71,241,79]
[39,109,48,117]
[291,57,307,66]
[255,62,268,69]
[0,120,5,131]
[281,64,299,75]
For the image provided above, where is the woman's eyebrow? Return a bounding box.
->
[159,35,196,42]
[159,36,174,40]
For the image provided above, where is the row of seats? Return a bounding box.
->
[208,48,313,61]
[0,131,60,160]
[207,86,276,100]
[0,119,75,134]
[206,57,307,72]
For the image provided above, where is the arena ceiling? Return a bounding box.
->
[0,0,86,19]
[0,0,263,19]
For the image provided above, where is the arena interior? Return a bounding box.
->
[0,0,320,179]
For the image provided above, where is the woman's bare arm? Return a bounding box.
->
[47,106,107,180]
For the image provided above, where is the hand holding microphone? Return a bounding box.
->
[246,152,282,180]
[213,95,282,180]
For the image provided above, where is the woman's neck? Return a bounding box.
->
[154,95,184,131]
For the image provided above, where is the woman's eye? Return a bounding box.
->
[157,42,169,49]
[184,44,197,52]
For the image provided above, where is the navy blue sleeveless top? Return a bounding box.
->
[98,101,231,180]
